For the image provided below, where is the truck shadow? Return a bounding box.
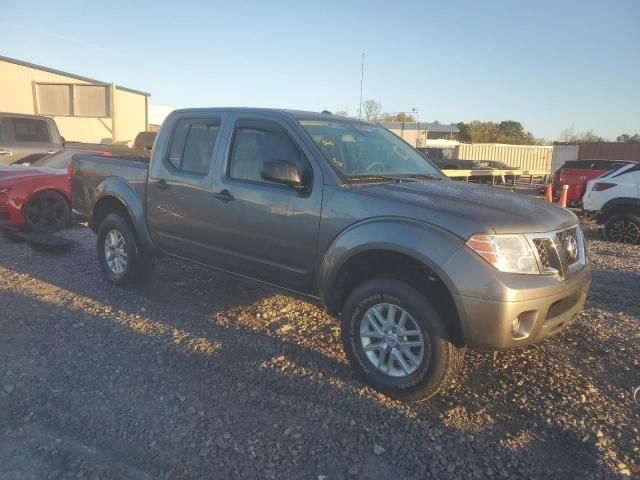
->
[0,228,635,477]
[0,288,614,479]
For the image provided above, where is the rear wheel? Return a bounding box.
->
[23,191,70,231]
[604,213,640,244]
[97,213,154,285]
[341,277,464,402]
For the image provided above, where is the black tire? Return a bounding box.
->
[341,277,464,402]
[23,191,70,231]
[97,213,155,286]
[604,213,640,245]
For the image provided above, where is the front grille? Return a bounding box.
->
[529,226,583,277]
[533,239,550,269]
[556,227,579,265]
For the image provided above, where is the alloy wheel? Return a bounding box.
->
[609,220,640,244]
[359,303,428,378]
[104,230,128,274]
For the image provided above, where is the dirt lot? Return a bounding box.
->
[0,224,638,479]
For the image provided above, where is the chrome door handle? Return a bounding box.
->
[0,149,12,156]
[47,150,57,154]
[213,189,234,203]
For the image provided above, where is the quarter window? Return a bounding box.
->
[228,121,306,184]
[167,119,219,174]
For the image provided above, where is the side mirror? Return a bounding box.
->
[261,160,306,190]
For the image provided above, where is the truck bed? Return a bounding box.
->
[71,153,149,221]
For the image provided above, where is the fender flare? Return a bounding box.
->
[601,197,640,214]
[317,216,464,313]
[92,177,156,252]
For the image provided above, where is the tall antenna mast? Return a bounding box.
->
[358,53,365,120]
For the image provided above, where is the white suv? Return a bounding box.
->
[583,162,640,244]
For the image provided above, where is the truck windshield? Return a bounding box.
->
[299,119,442,180]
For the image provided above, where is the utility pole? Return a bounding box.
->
[358,53,364,120]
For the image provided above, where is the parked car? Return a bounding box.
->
[423,156,476,171]
[0,149,107,230]
[417,147,457,164]
[472,160,520,185]
[72,108,591,402]
[583,162,640,244]
[545,160,634,207]
[0,112,63,165]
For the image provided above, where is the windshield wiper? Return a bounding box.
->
[399,173,443,180]
[345,175,403,183]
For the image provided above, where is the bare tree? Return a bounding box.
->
[560,126,576,142]
[559,126,605,142]
[362,99,382,121]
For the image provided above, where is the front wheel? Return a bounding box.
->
[604,213,640,245]
[97,213,154,285]
[341,278,464,402]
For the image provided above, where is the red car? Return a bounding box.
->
[550,159,633,207]
[0,149,108,230]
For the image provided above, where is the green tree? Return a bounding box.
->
[455,120,535,144]
[455,122,471,142]
[495,120,535,144]
[468,121,499,143]
[392,112,416,122]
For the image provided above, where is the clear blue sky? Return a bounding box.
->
[1,0,638,140]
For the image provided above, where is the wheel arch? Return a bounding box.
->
[91,177,156,252]
[25,187,71,210]
[600,197,640,220]
[318,218,465,344]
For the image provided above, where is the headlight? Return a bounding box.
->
[0,187,9,195]
[466,234,539,274]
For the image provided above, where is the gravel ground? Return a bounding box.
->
[0,223,638,479]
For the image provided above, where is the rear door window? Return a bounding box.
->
[12,118,51,143]
[167,119,219,175]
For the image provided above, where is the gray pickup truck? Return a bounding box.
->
[0,112,63,164]
[72,108,591,401]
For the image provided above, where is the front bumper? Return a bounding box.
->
[452,262,591,350]
[0,197,20,227]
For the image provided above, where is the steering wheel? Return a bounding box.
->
[365,161,385,172]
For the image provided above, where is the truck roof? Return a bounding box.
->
[169,107,368,123]
[0,111,59,121]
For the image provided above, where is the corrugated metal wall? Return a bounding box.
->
[578,142,640,162]
[456,144,553,171]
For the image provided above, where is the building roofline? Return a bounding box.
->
[0,55,150,97]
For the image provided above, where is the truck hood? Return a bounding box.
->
[0,164,64,183]
[356,179,578,236]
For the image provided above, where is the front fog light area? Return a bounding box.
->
[511,311,537,340]
[511,317,520,334]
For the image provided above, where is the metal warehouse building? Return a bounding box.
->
[0,55,149,144]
